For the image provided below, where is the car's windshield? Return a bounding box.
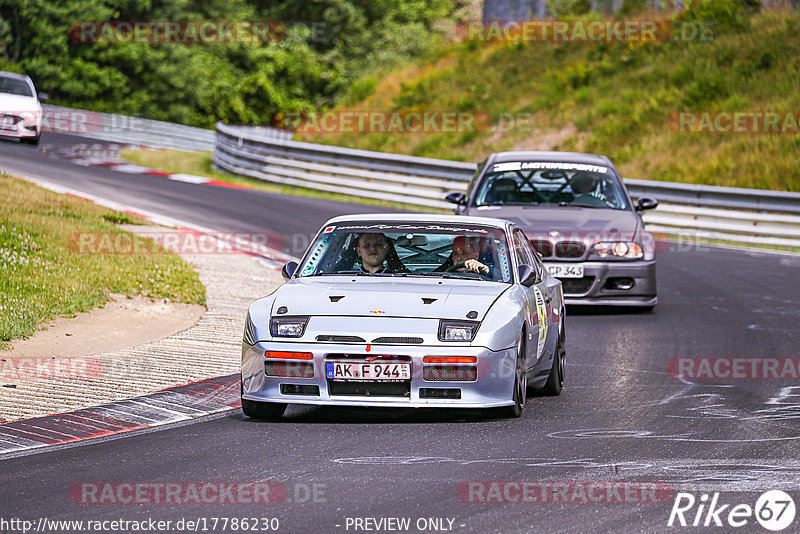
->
[474,161,629,210]
[0,76,33,97]
[297,222,512,283]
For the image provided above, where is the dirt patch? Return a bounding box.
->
[510,125,579,151]
[6,294,205,358]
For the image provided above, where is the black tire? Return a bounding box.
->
[540,329,564,396]
[240,380,286,419]
[496,333,527,418]
[22,135,40,146]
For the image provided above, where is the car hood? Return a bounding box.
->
[272,277,509,321]
[0,93,40,114]
[466,206,642,240]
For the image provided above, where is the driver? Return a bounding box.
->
[450,235,490,275]
[569,172,608,207]
[356,233,407,273]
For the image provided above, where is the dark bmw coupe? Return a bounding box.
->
[446,151,659,309]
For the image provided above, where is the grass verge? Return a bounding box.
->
[120,148,450,214]
[0,172,206,350]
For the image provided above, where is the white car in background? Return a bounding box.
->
[0,71,46,146]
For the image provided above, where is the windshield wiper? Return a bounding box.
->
[557,202,604,209]
[419,271,484,280]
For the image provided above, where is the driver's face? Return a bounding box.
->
[357,234,388,268]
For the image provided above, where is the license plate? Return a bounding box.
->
[326,361,411,381]
[545,263,584,278]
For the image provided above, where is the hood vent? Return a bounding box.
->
[316,335,366,343]
[421,298,437,305]
[329,295,344,302]
[371,336,423,344]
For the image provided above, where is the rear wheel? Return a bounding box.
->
[540,327,564,396]
[241,380,286,419]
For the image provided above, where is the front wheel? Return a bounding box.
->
[494,333,527,418]
[241,380,286,419]
[22,135,40,146]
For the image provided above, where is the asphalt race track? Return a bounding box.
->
[1,134,799,533]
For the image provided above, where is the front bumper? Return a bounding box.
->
[241,341,518,409]
[549,259,657,306]
[0,122,39,139]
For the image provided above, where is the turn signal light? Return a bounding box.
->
[264,351,313,360]
[423,356,477,364]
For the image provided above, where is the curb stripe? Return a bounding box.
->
[0,374,240,456]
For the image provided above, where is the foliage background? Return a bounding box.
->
[0,0,464,127]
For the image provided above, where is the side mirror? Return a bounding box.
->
[517,264,537,287]
[38,92,49,102]
[281,261,298,280]
[445,192,466,205]
[636,196,659,211]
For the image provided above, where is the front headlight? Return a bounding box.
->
[590,241,643,260]
[438,320,480,342]
[270,316,309,338]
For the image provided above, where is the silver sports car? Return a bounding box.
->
[241,214,565,419]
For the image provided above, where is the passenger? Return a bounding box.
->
[449,235,490,275]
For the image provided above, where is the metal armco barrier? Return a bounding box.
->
[214,122,800,248]
[42,104,216,152]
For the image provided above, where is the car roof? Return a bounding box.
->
[489,150,611,167]
[323,213,512,230]
[0,71,32,82]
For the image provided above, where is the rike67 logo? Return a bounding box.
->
[668,491,796,531]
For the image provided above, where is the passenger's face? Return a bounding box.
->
[453,240,478,265]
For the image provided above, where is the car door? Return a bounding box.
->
[511,229,542,370]
[514,229,559,367]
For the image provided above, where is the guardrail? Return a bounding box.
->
[42,104,216,152]
[214,122,800,247]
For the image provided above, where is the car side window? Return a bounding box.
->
[516,229,542,279]
[466,158,487,206]
[512,229,536,269]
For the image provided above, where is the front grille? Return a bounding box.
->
[371,336,423,344]
[316,335,366,343]
[561,276,595,295]
[423,366,477,382]
[530,239,553,257]
[328,381,410,397]
[264,361,314,378]
[555,241,585,258]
